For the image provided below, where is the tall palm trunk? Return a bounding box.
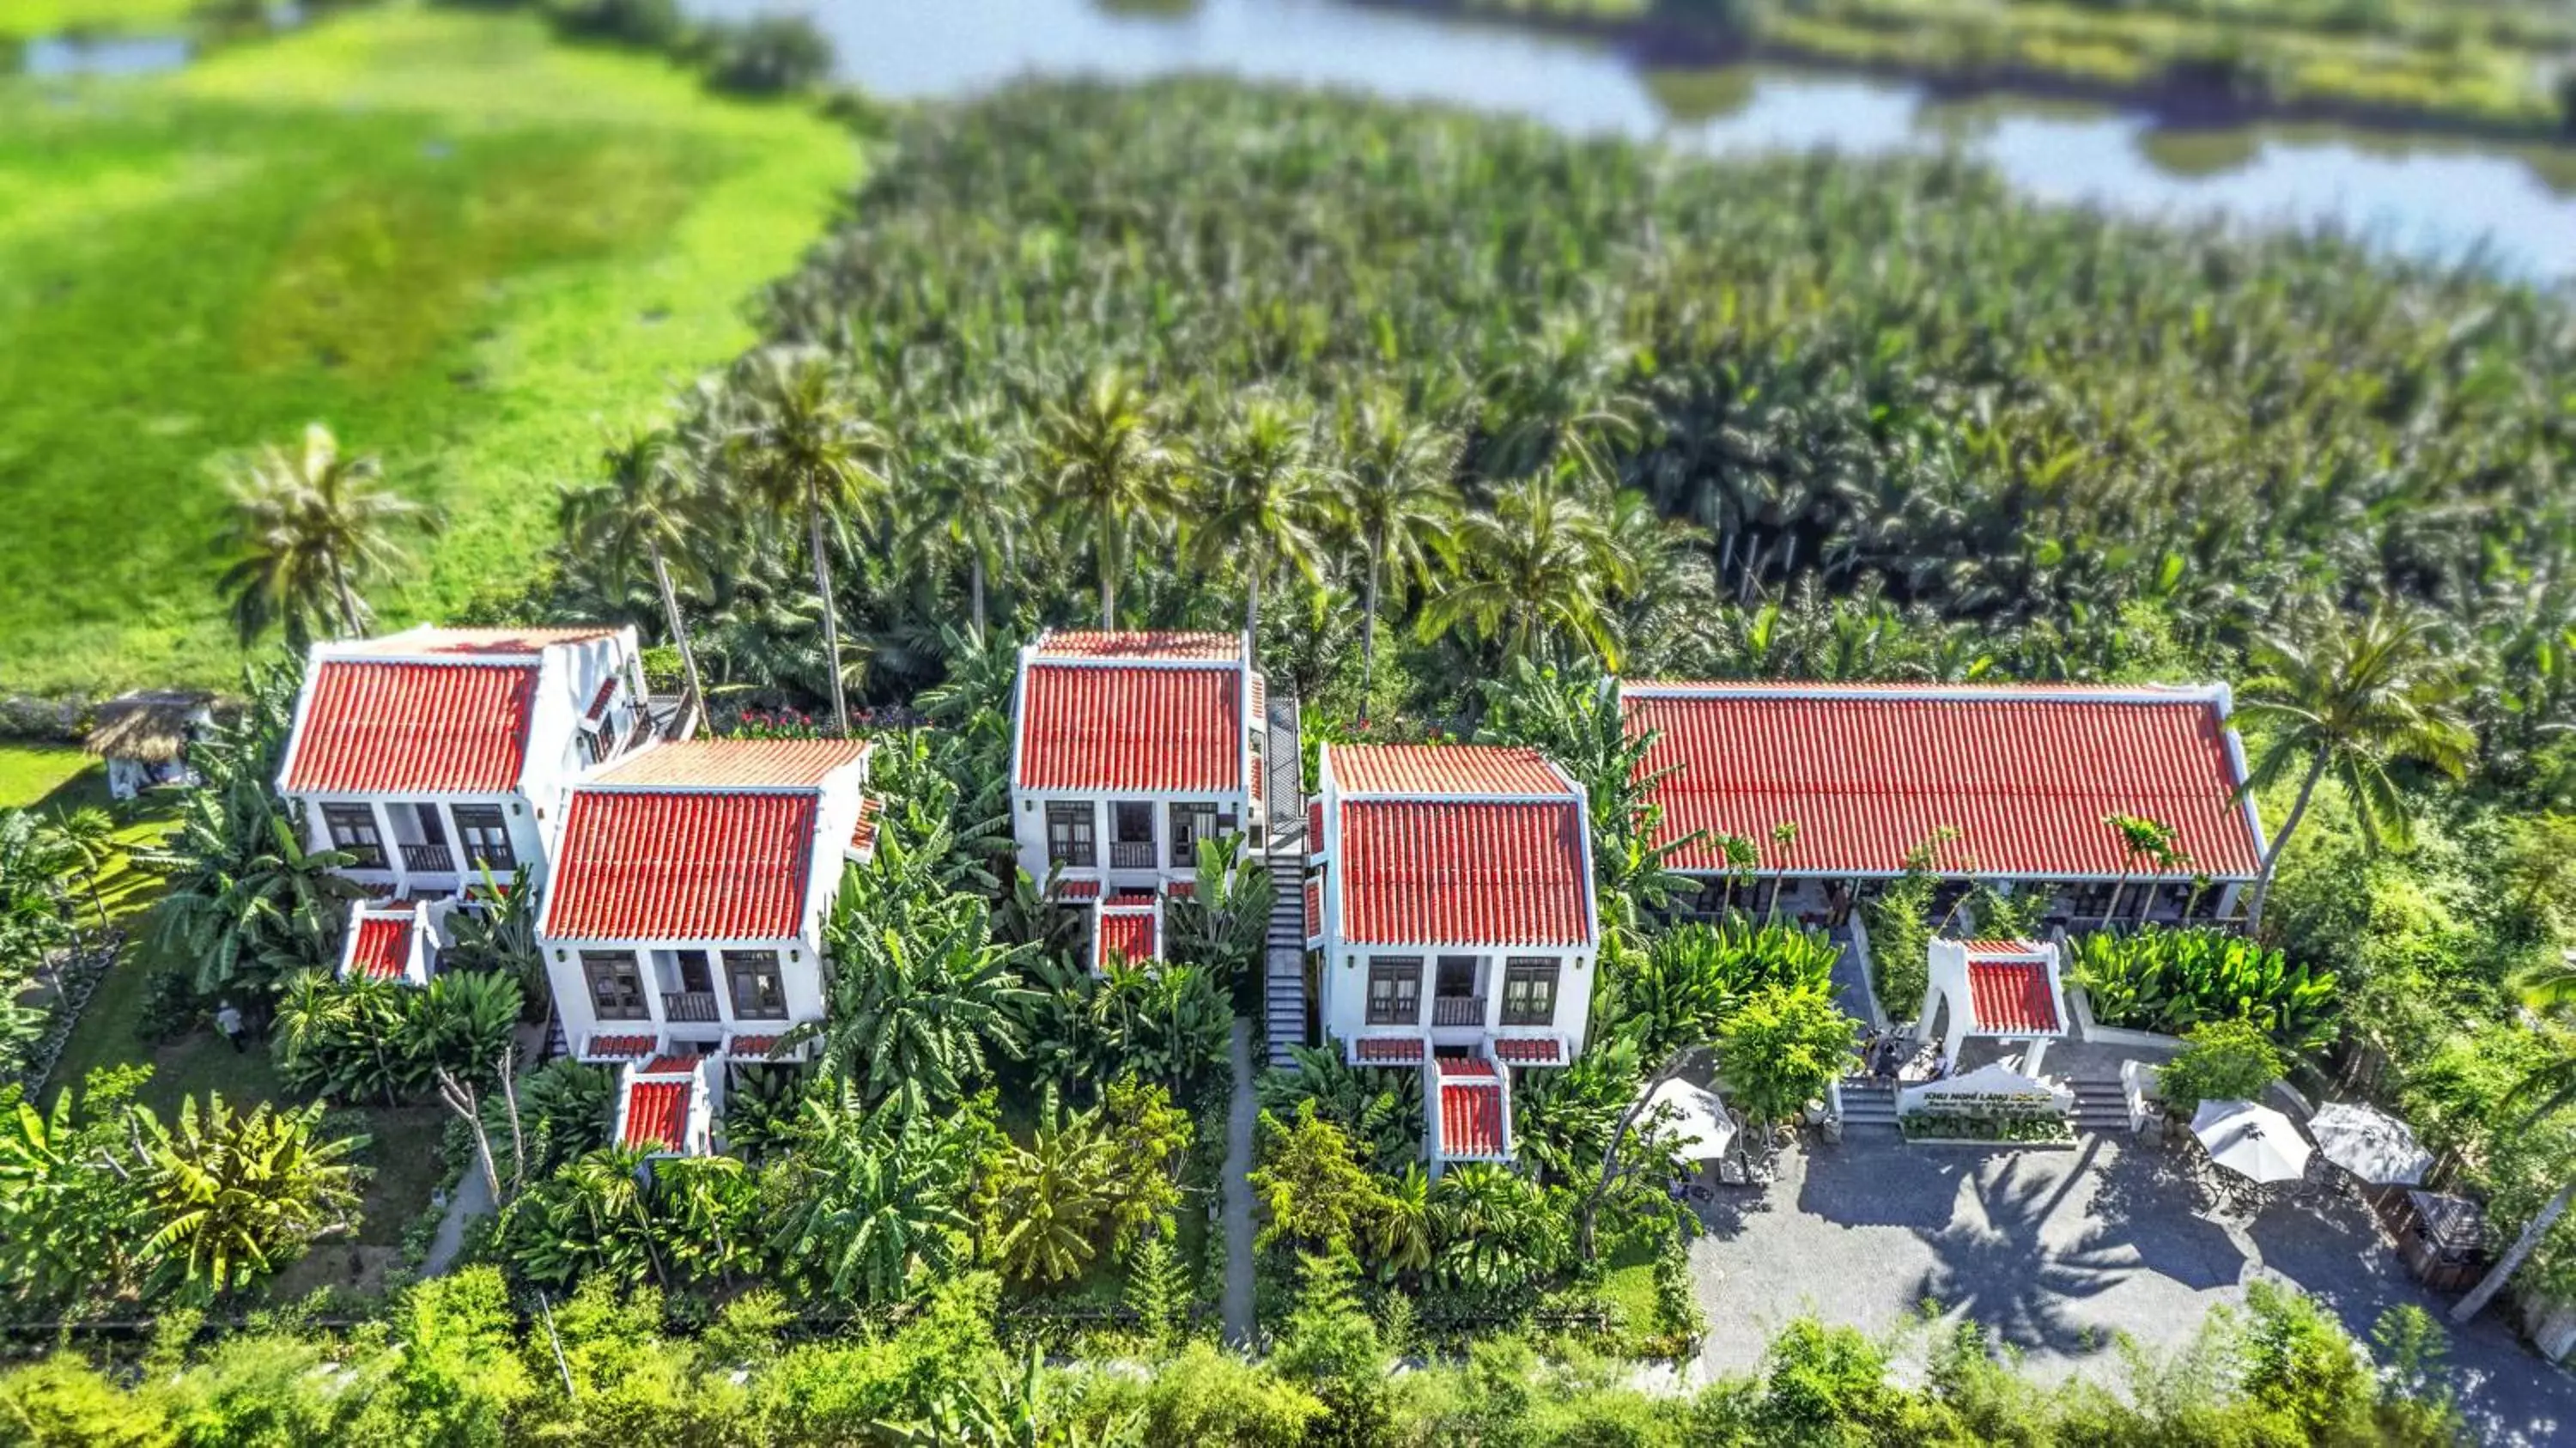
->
[1099,522,1120,630]
[647,542,706,722]
[969,554,987,644]
[2101,871,2127,930]
[2245,753,2329,935]
[2453,1178,2570,1323]
[805,484,851,737]
[1361,532,1384,708]
[1765,872,1788,924]
[331,558,363,640]
[1244,542,1266,645]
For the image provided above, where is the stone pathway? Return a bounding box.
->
[1221,1018,1259,1345]
[422,1157,493,1275]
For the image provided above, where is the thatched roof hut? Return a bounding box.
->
[84,691,212,765]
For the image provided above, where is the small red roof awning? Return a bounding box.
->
[1303,879,1321,940]
[1967,962,2061,1035]
[1354,1036,1424,1064]
[848,795,884,857]
[728,1035,781,1058]
[1097,908,1158,968]
[1055,878,1102,901]
[585,677,619,724]
[586,1032,658,1060]
[349,916,410,980]
[1439,1079,1506,1157]
[622,1078,691,1152]
[1491,1037,1562,1065]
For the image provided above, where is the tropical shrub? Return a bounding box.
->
[1256,1044,1424,1173]
[757,1087,992,1305]
[132,1093,366,1302]
[1603,920,1838,1057]
[270,968,522,1105]
[2072,925,2338,1051]
[1715,984,1859,1127]
[2156,1017,2287,1115]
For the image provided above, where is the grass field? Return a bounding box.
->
[0,6,857,698]
[0,0,197,39]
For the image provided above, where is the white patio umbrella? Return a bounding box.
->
[2191,1098,2312,1184]
[2307,1102,2433,1186]
[1639,1078,1736,1163]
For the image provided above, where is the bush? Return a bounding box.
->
[1606,920,1838,1058]
[1863,874,1933,1025]
[695,15,835,97]
[1715,984,1858,1127]
[2156,1016,2285,1115]
[2071,925,2337,1051]
[543,0,687,48]
[132,969,204,1044]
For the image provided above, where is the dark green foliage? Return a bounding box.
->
[694,15,836,97]
[270,968,522,1105]
[542,0,687,49]
[1255,1044,1425,1174]
[501,1056,615,1183]
[2157,1016,2287,1114]
[2072,924,2337,1050]
[1602,921,1839,1058]
[1716,984,1860,1126]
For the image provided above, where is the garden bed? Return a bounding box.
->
[1899,1110,2075,1146]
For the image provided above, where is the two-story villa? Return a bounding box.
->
[1009,630,1267,965]
[1309,744,1601,1174]
[278,625,651,899]
[536,738,876,1072]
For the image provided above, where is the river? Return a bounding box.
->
[681,0,2576,283]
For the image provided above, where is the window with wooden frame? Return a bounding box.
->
[320,804,386,868]
[1501,958,1560,1026]
[1046,802,1096,867]
[725,950,789,1019]
[581,951,649,1020]
[453,804,515,872]
[1366,956,1423,1026]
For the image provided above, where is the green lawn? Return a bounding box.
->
[0,743,102,810]
[0,6,857,698]
[0,0,197,39]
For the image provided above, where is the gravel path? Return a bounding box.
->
[1221,1017,1258,1346]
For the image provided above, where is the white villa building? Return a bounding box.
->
[1621,681,2268,927]
[1309,743,1601,1174]
[1008,629,1267,966]
[535,738,876,1073]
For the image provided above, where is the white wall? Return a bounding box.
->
[543,934,823,1047]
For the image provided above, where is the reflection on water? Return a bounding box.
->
[681,0,2576,282]
[21,33,192,77]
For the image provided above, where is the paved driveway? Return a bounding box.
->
[1690,1135,2574,1445]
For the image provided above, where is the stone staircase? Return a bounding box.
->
[1836,1076,1899,1131]
[2069,1077,2136,1133]
[1261,691,1309,1069]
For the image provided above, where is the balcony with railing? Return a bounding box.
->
[663,991,721,1023]
[1108,840,1157,870]
[1431,995,1486,1028]
[400,843,455,874]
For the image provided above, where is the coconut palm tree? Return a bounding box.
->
[40,806,117,932]
[1036,367,1176,630]
[561,429,711,718]
[1419,471,1621,666]
[2237,599,2476,934]
[730,346,890,736]
[216,423,433,648]
[1765,819,1800,924]
[2099,812,2179,928]
[902,403,1026,644]
[1192,395,1335,646]
[1337,394,1458,703]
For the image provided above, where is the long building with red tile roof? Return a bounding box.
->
[1621,679,2268,925]
[1009,628,1267,969]
[538,737,873,1066]
[1309,743,1600,1176]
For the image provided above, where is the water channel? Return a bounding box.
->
[683,0,2576,283]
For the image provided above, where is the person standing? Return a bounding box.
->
[214,1000,245,1053]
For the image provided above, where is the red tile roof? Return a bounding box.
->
[1441,1057,1498,1078]
[1097,907,1158,967]
[1966,962,2061,1035]
[728,1035,781,1057]
[1329,745,1571,798]
[1308,802,1323,847]
[282,661,537,794]
[1623,684,2263,879]
[1439,1079,1506,1157]
[344,625,622,658]
[585,677,619,723]
[1303,879,1321,940]
[1355,1036,1425,1063]
[586,1032,658,1059]
[349,916,411,980]
[1165,880,1194,898]
[638,1056,700,1077]
[1491,1037,1562,1065]
[1056,879,1102,901]
[849,795,884,857]
[592,738,868,788]
[1338,800,1593,947]
[1018,662,1243,793]
[1035,630,1242,661]
[622,1078,692,1152]
[544,790,819,940]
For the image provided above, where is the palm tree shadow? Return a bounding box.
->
[1905,1145,2142,1358]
